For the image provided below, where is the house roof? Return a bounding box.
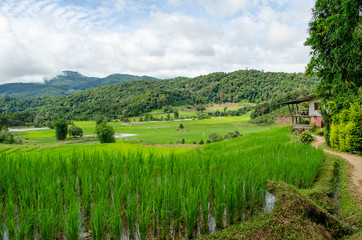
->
[279,94,320,105]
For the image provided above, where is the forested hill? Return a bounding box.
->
[0,70,319,120]
[0,71,158,98]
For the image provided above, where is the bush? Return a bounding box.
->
[208,133,223,143]
[68,125,83,138]
[54,119,68,141]
[249,115,275,125]
[329,102,361,152]
[299,131,314,144]
[96,122,115,143]
[0,130,15,144]
[310,122,317,132]
[179,124,184,129]
[224,131,240,139]
[199,140,204,145]
[317,128,324,136]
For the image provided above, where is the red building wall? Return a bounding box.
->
[311,116,323,127]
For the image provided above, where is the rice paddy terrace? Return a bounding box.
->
[0,126,326,239]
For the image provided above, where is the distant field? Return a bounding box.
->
[9,113,276,146]
[148,102,255,119]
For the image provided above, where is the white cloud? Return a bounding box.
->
[0,0,315,83]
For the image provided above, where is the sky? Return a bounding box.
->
[0,0,315,83]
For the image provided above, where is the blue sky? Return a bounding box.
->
[0,0,315,83]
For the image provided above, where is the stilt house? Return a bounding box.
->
[280,94,323,129]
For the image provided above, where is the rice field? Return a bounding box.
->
[0,127,324,239]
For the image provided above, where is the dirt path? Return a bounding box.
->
[312,136,362,194]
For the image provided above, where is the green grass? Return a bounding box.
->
[0,127,324,239]
[9,114,276,146]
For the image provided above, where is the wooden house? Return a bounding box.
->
[280,94,323,129]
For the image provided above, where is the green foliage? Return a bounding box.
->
[305,0,361,151]
[305,0,361,96]
[68,125,83,138]
[96,122,115,143]
[199,139,204,145]
[208,133,223,143]
[0,129,15,144]
[196,105,206,112]
[224,131,241,139]
[299,131,314,144]
[179,124,184,129]
[0,70,319,121]
[249,115,275,125]
[54,119,68,141]
[0,111,36,127]
[329,102,362,152]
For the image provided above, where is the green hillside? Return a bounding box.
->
[0,69,319,120]
[0,71,158,98]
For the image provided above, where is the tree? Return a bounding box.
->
[69,125,83,138]
[96,122,115,143]
[173,110,179,119]
[305,0,361,98]
[305,0,362,145]
[54,119,68,141]
[196,105,206,112]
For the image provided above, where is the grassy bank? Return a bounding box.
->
[201,153,362,239]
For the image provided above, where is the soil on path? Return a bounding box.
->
[312,136,362,195]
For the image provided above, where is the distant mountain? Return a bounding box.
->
[0,71,158,98]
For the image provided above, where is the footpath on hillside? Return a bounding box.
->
[312,136,362,195]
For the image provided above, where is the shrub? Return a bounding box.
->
[299,131,314,144]
[181,139,185,144]
[330,123,339,149]
[310,122,317,132]
[224,131,240,139]
[328,102,362,152]
[68,125,83,138]
[199,140,204,145]
[317,128,324,136]
[54,119,68,141]
[179,124,184,129]
[0,130,15,144]
[96,122,115,143]
[208,133,223,143]
[249,115,275,125]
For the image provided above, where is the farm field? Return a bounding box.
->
[9,114,277,146]
[0,127,324,239]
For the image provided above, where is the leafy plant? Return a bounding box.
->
[299,131,314,144]
[208,133,223,143]
[68,125,83,138]
[96,122,115,143]
[54,118,68,140]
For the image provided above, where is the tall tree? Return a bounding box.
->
[305,0,362,147]
[54,119,68,141]
[305,0,361,99]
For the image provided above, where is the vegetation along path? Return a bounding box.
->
[313,136,362,195]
